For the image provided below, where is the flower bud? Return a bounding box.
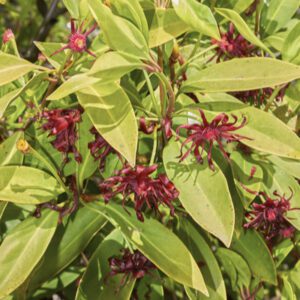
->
[16,139,30,154]
[2,29,14,44]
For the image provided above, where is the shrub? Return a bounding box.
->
[0,0,300,299]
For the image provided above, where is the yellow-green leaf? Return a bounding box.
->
[0,210,58,298]
[182,58,300,93]
[77,83,138,166]
[163,139,235,247]
[86,202,209,295]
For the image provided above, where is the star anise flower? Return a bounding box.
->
[51,19,97,57]
[176,110,250,170]
[99,164,179,221]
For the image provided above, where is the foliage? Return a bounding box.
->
[0,0,300,299]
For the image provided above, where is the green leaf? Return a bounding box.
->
[163,139,234,247]
[146,8,189,48]
[267,155,300,179]
[34,42,69,69]
[282,276,297,300]
[0,131,24,166]
[231,230,277,285]
[76,229,135,300]
[178,219,226,300]
[110,0,149,41]
[236,107,300,160]
[135,271,164,300]
[215,8,273,56]
[0,210,58,298]
[261,0,300,35]
[31,266,82,299]
[76,113,98,188]
[171,0,220,40]
[47,74,100,101]
[89,52,144,80]
[88,0,150,59]
[288,261,300,296]
[231,151,263,207]
[0,201,7,219]
[0,88,22,118]
[0,72,48,117]
[48,52,144,101]
[232,0,255,13]
[0,52,40,87]
[63,0,80,18]
[27,206,107,291]
[273,238,298,267]
[181,58,300,93]
[282,22,300,64]
[86,202,209,295]
[77,82,138,167]
[0,166,64,204]
[216,248,251,292]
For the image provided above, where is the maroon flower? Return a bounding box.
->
[99,164,179,221]
[211,23,254,62]
[244,190,297,241]
[42,109,82,163]
[2,29,14,44]
[108,249,156,285]
[139,117,156,134]
[88,127,118,170]
[139,117,173,139]
[176,110,249,171]
[51,19,97,57]
[231,85,288,106]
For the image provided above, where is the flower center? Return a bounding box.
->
[69,33,86,52]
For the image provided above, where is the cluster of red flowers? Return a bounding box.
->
[211,23,255,62]
[99,164,179,221]
[176,110,249,170]
[41,109,82,163]
[244,190,297,241]
[108,249,156,285]
[51,19,96,57]
[88,127,118,170]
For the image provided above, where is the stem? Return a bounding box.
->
[188,34,202,60]
[176,45,218,80]
[155,72,176,118]
[255,0,261,35]
[157,46,165,114]
[143,70,161,117]
[210,0,217,11]
[40,51,72,109]
[264,86,282,112]
[149,127,158,166]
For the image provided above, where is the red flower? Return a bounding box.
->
[211,23,254,62]
[42,109,82,163]
[139,117,156,134]
[108,249,156,285]
[51,19,97,57]
[88,127,118,170]
[231,85,288,106]
[2,29,14,44]
[139,117,173,139]
[244,190,297,241]
[176,110,249,171]
[99,164,179,221]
